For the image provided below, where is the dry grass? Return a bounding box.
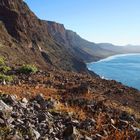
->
[104,130,136,140]
[0,85,59,99]
[54,101,87,120]
[0,85,87,120]
[96,112,107,131]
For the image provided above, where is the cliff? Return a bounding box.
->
[0,0,87,72]
[46,21,120,62]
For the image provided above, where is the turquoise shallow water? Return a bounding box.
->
[87,54,140,90]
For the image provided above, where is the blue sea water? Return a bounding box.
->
[87,54,140,90]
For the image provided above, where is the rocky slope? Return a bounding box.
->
[0,0,88,73]
[0,69,140,139]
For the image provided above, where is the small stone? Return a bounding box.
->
[34,103,41,110]
[7,117,14,124]
[35,94,44,104]
[103,130,108,136]
[22,98,28,104]
[111,124,117,130]
[37,113,46,122]
[2,80,6,85]
[19,102,27,109]
[17,119,24,124]
[111,119,115,124]
[120,120,129,125]
[11,112,20,118]
[96,133,104,138]
[0,118,5,126]
[71,119,79,125]
[0,100,13,112]
[49,128,54,133]
[32,129,40,139]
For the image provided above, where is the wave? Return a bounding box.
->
[88,53,140,64]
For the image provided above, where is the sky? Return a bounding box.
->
[25,0,140,46]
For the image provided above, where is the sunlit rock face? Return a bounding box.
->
[0,0,88,73]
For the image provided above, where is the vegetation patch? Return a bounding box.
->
[19,64,38,74]
[0,74,14,82]
[0,56,14,82]
[0,66,11,73]
[0,57,5,66]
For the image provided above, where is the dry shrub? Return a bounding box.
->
[96,112,107,131]
[55,102,86,120]
[104,129,136,140]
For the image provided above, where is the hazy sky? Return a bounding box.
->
[25,0,140,45]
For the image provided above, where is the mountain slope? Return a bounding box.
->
[46,21,140,63]
[0,0,88,72]
[0,0,139,74]
[46,21,117,62]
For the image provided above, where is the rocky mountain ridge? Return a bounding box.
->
[0,0,88,73]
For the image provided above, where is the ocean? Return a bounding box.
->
[87,54,140,90]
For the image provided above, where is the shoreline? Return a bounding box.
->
[87,53,140,65]
[87,53,140,91]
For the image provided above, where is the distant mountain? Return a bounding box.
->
[46,21,120,62]
[123,44,140,52]
[98,43,140,54]
[46,21,140,62]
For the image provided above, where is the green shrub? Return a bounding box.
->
[0,57,5,66]
[0,66,11,73]
[0,74,14,82]
[19,64,38,74]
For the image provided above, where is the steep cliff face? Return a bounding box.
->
[0,0,52,43]
[47,21,69,46]
[0,0,88,72]
[46,21,117,62]
[46,21,97,62]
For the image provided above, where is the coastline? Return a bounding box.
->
[87,53,140,65]
[87,53,140,91]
